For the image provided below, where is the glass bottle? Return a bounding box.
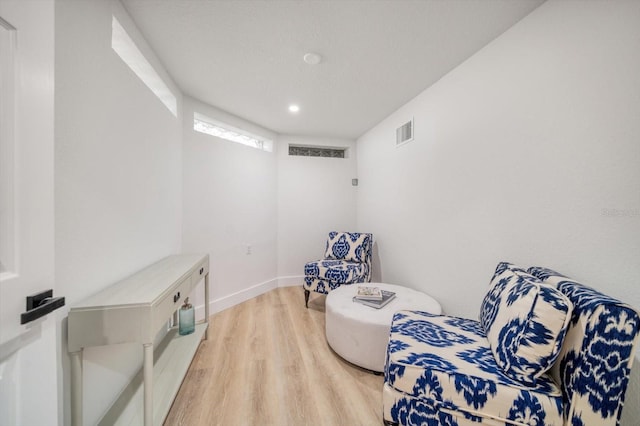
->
[179,297,195,335]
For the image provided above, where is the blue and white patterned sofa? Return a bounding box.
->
[383,262,640,426]
[303,231,373,307]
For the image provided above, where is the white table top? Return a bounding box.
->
[70,254,207,310]
[326,283,442,325]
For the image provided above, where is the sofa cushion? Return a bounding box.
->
[481,262,573,385]
[324,232,371,263]
[385,311,564,425]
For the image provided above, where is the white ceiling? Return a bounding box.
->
[122,0,544,140]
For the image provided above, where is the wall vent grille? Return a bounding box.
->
[289,145,345,158]
[396,119,414,147]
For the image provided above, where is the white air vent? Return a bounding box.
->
[396,118,414,147]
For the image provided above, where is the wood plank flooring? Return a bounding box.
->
[164,286,384,426]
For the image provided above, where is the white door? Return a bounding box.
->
[0,0,57,424]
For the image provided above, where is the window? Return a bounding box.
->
[288,145,346,158]
[194,112,273,152]
[111,16,177,117]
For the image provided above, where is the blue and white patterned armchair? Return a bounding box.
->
[383,262,640,426]
[303,231,373,308]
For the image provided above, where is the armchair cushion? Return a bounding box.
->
[385,310,563,425]
[324,231,371,263]
[304,259,369,284]
[480,262,573,386]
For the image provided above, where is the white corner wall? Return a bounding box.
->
[356,1,640,422]
[55,0,182,424]
[357,0,640,319]
[182,96,278,312]
[277,136,358,285]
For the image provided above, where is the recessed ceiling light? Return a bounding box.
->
[303,52,322,65]
[288,104,300,113]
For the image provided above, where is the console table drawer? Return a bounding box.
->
[152,275,192,334]
[193,258,209,283]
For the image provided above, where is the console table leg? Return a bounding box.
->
[204,272,210,340]
[70,349,83,426]
[143,343,153,426]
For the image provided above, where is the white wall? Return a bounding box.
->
[277,136,358,286]
[55,0,182,424]
[357,0,640,320]
[356,0,640,422]
[182,96,278,312]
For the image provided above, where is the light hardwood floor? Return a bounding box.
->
[164,286,385,426]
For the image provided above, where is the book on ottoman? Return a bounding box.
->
[353,290,396,309]
[355,286,383,300]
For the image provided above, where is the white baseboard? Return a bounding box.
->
[194,278,277,318]
[278,275,303,288]
[193,275,304,318]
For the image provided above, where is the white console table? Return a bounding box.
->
[67,254,210,426]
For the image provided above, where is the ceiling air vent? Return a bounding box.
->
[396,118,414,147]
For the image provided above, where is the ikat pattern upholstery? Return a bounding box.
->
[324,231,370,263]
[383,262,640,426]
[303,232,373,295]
[384,311,564,426]
[480,262,573,385]
[528,266,640,426]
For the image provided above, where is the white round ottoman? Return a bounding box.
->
[325,283,442,372]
